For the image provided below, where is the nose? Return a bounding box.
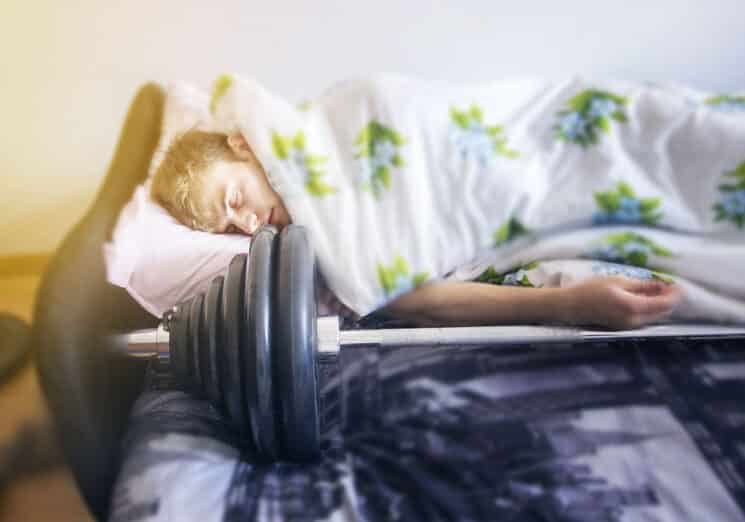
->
[234,210,260,235]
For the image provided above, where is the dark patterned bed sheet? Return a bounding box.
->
[110,336,745,522]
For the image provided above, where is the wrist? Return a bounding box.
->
[502,286,578,325]
[546,286,579,325]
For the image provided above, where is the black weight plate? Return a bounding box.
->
[244,226,280,460]
[189,293,205,396]
[223,254,249,440]
[170,298,192,390]
[202,276,224,411]
[276,225,320,460]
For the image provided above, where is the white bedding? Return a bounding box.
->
[212,74,745,321]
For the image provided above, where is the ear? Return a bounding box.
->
[227,132,253,160]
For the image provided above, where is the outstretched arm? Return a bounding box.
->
[383,277,683,330]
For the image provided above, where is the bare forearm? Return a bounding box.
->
[383,282,574,326]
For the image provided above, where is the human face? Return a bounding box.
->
[200,159,291,235]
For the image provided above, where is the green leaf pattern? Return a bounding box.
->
[477,261,540,288]
[713,160,745,228]
[588,232,672,268]
[355,121,407,198]
[210,74,234,115]
[272,131,337,197]
[591,263,675,284]
[555,89,628,146]
[249,83,738,289]
[494,217,530,246]
[705,95,745,113]
[450,105,519,165]
[377,255,428,298]
[593,182,662,225]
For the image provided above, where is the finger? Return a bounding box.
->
[633,282,681,298]
[635,282,668,296]
[617,278,669,295]
[620,296,680,328]
[629,307,677,328]
[625,289,682,316]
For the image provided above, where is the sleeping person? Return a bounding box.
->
[151,128,682,331]
[151,74,745,328]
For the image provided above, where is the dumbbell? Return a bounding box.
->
[125,225,319,461]
[122,224,745,462]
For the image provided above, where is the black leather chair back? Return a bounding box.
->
[33,84,165,520]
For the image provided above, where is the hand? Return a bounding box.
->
[565,276,684,330]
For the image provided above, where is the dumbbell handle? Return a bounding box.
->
[123,319,745,359]
[124,324,172,358]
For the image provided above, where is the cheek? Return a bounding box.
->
[253,168,279,200]
[240,169,275,207]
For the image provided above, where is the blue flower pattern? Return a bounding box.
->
[556,90,628,147]
[592,263,654,280]
[591,241,650,265]
[389,274,415,300]
[476,262,539,288]
[591,262,674,283]
[706,95,745,113]
[558,112,591,143]
[450,105,518,166]
[360,140,397,185]
[588,233,672,269]
[501,267,532,286]
[289,149,307,169]
[594,197,641,224]
[272,131,336,197]
[713,161,745,228]
[719,190,745,215]
[591,244,626,265]
[592,182,662,226]
[355,121,406,198]
[377,255,428,300]
[450,122,498,166]
[714,188,745,229]
[587,98,618,119]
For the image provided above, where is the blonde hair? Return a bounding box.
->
[151,130,237,231]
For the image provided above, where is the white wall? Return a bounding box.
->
[2,0,744,255]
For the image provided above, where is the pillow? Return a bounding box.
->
[105,184,251,317]
[104,83,251,318]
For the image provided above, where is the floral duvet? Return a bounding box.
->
[211,74,745,320]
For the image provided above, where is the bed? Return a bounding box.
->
[33,84,745,521]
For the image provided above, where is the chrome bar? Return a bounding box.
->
[123,325,170,358]
[337,323,745,350]
[337,325,581,349]
[124,320,745,357]
[317,316,341,354]
[579,324,745,341]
